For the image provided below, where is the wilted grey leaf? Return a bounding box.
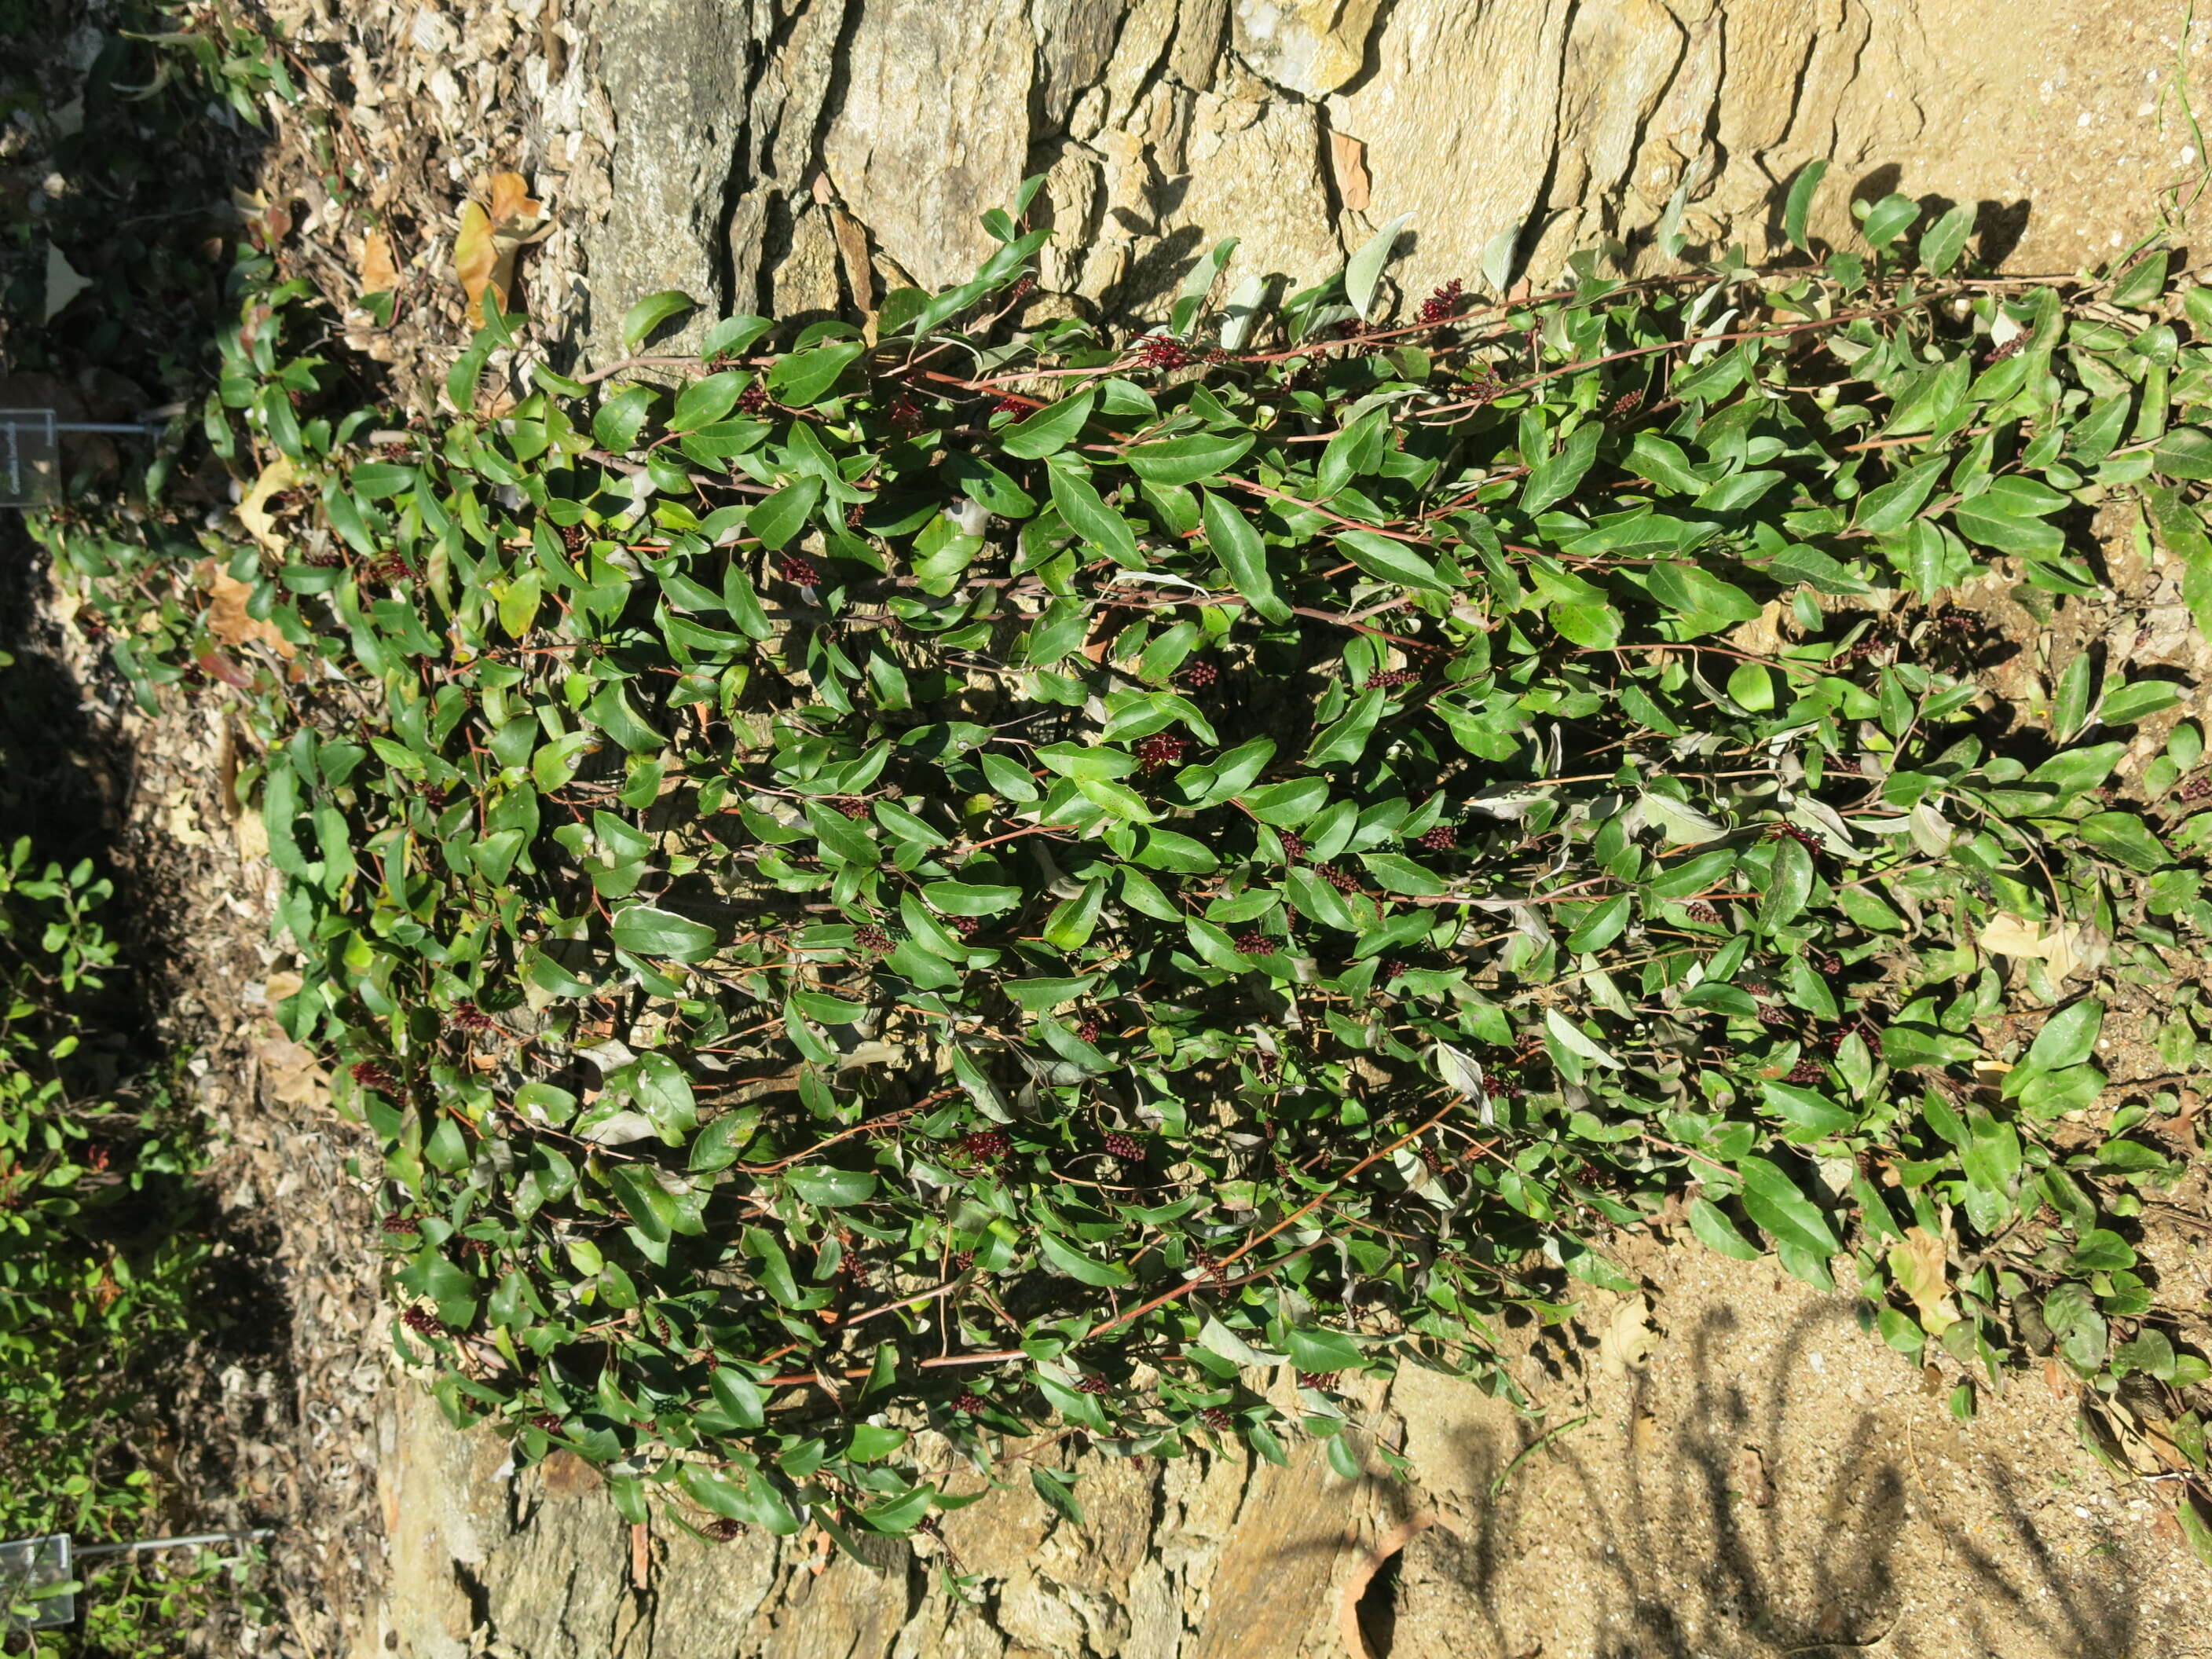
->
[1347,214,1414,321]
[1197,1316,1287,1368]
[1637,791,1727,844]
[1480,221,1522,295]
[579,1110,658,1146]
[1546,1007,1621,1068]
[1434,1042,1488,1102]
[1220,273,1269,350]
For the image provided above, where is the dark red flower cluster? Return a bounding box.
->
[1785,1057,1827,1085]
[1076,1374,1111,1396]
[1276,832,1307,862]
[1811,951,1841,977]
[1416,280,1466,325]
[1104,1131,1142,1161]
[1132,333,1195,371]
[962,1129,1011,1160]
[381,1212,419,1234]
[1234,929,1271,955]
[1295,1371,1338,1390]
[852,925,892,955]
[1319,862,1362,894]
[401,1307,445,1336]
[953,1249,976,1271]
[834,796,870,819]
[703,1518,745,1542]
[1367,668,1419,689]
[300,545,346,569]
[1378,959,1405,981]
[1757,1004,1793,1028]
[1075,1013,1103,1042]
[1136,732,1189,772]
[887,394,925,435]
[1417,823,1456,852]
[532,1412,563,1433]
[737,377,771,414]
[992,394,1031,416]
[1767,823,1822,850]
[1199,1406,1233,1430]
[1684,901,1723,925]
[350,1060,399,1093]
[776,553,820,586]
[366,552,413,585]
[1181,659,1220,689]
[1827,1017,1878,1055]
[2181,775,2212,803]
[954,1390,987,1414]
[1609,387,1645,416]
[452,1000,495,1032]
[952,916,982,937]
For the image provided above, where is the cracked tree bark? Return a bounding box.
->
[579,0,2191,364]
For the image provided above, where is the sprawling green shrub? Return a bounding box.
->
[43,177,2212,1545]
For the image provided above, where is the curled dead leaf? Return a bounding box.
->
[1888,1225,1959,1334]
[197,556,295,660]
[256,1032,328,1108]
[456,171,549,323]
[1330,131,1372,214]
[235,456,301,557]
[1977,912,2107,985]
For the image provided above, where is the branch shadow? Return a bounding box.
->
[1397,1296,2154,1658]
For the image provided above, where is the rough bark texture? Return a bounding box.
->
[576,0,2193,360]
[362,1214,2212,1658]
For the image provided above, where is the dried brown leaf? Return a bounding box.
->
[235,456,302,557]
[359,228,398,295]
[1331,132,1372,215]
[200,555,295,660]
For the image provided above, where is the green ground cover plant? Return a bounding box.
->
[1,7,304,1647]
[35,167,2212,1558]
[0,837,238,1650]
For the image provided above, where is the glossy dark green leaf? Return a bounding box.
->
[999,390,1095,459]
[1736,1155,1841,1258]
[622,290,697,350]
[1202,489,1288,622]
[610,904,717,961]
[1125,430,1253,487]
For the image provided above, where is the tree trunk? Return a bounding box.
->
[577,0,2177,363]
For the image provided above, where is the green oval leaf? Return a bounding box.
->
[610,904,717,961]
